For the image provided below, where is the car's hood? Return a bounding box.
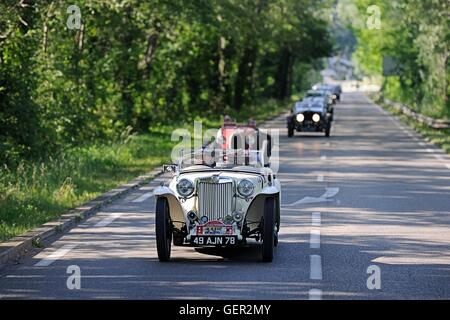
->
[176,170,263,184]
[168,170,265,199]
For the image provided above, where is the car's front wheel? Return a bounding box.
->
[155,197,172,262]
[288,126,294,138]
[325,123,331,137]
[261,197,275,262]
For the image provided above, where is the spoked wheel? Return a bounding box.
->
[261,197,276,262]
[156,197,172,262]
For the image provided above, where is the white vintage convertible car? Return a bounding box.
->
[153,149,281,262]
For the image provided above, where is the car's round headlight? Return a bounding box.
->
[237,179,255,197]
[312,113,321,123]
[177,179,194,197]
[296,114,305,122]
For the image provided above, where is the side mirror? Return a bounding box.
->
[163,164,178,173]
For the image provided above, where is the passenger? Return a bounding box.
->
[247,118,257,127]
[223,115,233,125]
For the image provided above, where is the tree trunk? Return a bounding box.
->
[233,46,257,111]
[275,48,293,100]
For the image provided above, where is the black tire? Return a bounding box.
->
[155,197,172,261]
[288,126,294,138]
[262,197,275,262]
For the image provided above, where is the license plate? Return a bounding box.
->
[191,236,237,246]
[197,225,233,235]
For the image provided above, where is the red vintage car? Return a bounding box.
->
[216,118,272,166]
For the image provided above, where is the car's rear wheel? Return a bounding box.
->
[156,197,172,262]
[261,197,275,262]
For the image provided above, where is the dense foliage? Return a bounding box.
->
[0,0,332,164]
[348,0,449,118]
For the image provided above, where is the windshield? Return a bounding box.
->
[177,148,268,172]
[307,90,329,97]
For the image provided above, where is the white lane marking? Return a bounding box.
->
[95,212,123,227]
[312,212,321,226]
[310,230,321,249]
[310,255,322,280]
[446,164,450,170]
[418,141,426,147]
[321,187,339,198]
[317,174,324,182]
[309,289,322,300]
[139,186,155,191]
[320,155,327,161]
[132,192,154,203]
[34,244,78,267]
[287,187,340,206]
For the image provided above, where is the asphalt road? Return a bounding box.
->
[0,92,449,299]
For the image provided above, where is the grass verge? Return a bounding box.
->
[0,99,289,242]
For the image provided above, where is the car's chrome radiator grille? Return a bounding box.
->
[198,182,233,221]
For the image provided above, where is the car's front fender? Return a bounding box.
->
[259,185,280,195]
[153,186,175,197]
[153,186,185,230]
[245,183,281,233]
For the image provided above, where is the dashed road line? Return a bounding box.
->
[317,174,324,182]
[132,192,154,203]
[95,212,123,227]
[34,244,78,267]
[310,255,322,280]
[310,230,321,249]
[320,155,327,161]
[312,212,321,226]
[309,289,322,300]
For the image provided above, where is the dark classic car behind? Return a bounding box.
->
[287,97,333,137]
[313,83,342,102]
